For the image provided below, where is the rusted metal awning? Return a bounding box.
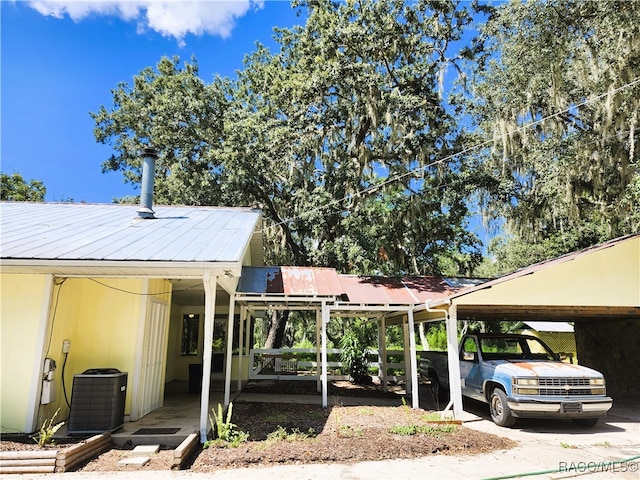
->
[236,266,481,311]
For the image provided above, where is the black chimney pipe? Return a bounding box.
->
[137,147,159,219]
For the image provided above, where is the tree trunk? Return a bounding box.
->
[264,310,289,349]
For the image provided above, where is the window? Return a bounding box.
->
[181,314,200,356]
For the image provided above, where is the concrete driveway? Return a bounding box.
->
[456,396,640,479]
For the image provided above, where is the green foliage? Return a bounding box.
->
[392,399,457,436]
[1,172,46,202]
[389,423,457,436]
[31,408,64,447]
[339,319,377,384]
[204,403,249,448]
[337,424,363,438]
[467,0,640,253]
[426,323,449,351]
[92,0,484,277]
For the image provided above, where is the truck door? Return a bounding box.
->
[459,336,484,401]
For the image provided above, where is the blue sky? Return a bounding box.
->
[1,0,304,203]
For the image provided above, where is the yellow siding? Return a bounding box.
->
[37,277,172,424]
[0,274,51,433]
[457,237,640,306]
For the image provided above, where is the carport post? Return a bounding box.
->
[402,319,412,396]
[200,272,218,443]
[316,309,321,393]
[377,316,388,392]
[237,305,246,392]
[224,294,236,407]
[445,304,464,419]
[321,301,329,407]
[407,309,419,409]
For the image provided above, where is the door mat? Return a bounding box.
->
[132,427,181,435]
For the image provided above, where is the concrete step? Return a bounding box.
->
[112,432,191,448]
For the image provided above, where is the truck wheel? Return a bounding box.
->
[490,388,516,427]
[571,418,598,427]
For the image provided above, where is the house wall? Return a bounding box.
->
[456,237,640,307]
[43,277,145,424]
[1,276,173,433]
[0,273,52,433]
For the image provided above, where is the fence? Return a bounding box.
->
[248,348,407,382]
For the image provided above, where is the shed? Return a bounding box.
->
[514,321,577,363]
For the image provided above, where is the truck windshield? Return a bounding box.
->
[479,336,557,361]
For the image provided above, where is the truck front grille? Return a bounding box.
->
[538,378,598,396]
[514,377,605,396]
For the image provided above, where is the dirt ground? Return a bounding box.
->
[1,381,516,472]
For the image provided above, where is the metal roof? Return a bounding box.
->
[0,202,262,264]
[237,266,473,306]
[238,266,341,296]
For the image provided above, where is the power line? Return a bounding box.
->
[87,277,201,296]
[258,76,640,234]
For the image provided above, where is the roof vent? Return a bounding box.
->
[137,147,158,219]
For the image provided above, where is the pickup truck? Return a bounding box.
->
[420,333,613,427]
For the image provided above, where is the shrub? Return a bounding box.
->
[31,408,64,447]
[204,403,249,448]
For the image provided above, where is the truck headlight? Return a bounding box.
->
[516,388,538,395]
[589,378,605,386]
[516,378,539,386]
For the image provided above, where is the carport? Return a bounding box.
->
[203,267,480,439]
[414,233,640,419]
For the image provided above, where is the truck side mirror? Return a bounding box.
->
[462,351,476,362]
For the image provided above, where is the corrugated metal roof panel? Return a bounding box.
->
[338,276,458,304]
[0,202,261,263]
[237,267,343,296]
[237,267,468,305]
[281,267,341,295]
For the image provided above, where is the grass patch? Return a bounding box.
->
[264,412,287,424]
[266,426,317,443]
[338,424,363,438]
[389,424,458,436]
[560,442,578,449]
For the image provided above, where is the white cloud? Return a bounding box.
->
[25,0,264,45]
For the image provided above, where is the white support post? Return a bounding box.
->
[378,316,388,392]
[321,302,329,408]
[407,309,419,409]
[200,272,217,443]
[316,309,321,393]
[224,294,236,407]
[402,319,412,396]
[237,305,246,392]
[445,304,464,419]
